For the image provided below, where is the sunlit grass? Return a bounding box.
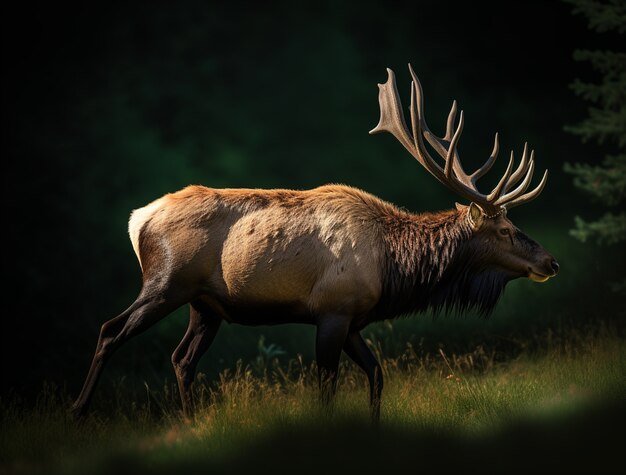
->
[1,325,624,474]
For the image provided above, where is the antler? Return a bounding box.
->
[369,65,547,214]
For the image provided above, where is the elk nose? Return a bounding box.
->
[550,259,560,275]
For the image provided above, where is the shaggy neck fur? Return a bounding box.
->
[377,208,509,318]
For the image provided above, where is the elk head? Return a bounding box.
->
[370,65,559,283]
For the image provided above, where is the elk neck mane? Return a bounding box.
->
[376,207,509,318]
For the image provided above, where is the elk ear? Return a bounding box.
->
[467,202,484,230]
[455,202,467,211]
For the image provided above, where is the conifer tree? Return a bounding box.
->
[563,0,626,247]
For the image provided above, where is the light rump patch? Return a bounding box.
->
[128,198,165,270]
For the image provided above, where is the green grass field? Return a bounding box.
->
[1,325,624,475]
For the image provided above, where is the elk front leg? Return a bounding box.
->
[343,331,383,424]
[171,301,221,418]
[315,315,351,409]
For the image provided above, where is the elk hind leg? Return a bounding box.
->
[71,284,191,418]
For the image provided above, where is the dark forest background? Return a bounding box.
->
[2,0,624,399]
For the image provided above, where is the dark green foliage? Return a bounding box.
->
[564,0,626,246]
[564,0,626,33]
[570,211,626,244]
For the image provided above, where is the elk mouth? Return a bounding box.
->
[527,268,552,283]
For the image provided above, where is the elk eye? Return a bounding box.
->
[499,228,509,236]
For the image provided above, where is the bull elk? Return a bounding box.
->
[71,65,559,422]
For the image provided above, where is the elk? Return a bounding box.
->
[71,65,559,423]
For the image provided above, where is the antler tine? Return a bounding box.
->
[445,110,464,178]
[419,100,457,154]
[470,133,499,183]
[495,156,535,205]
[444,100,458,141]
[369,68,415,156]
[423,108,470,181]
[504,170,548,209]
[504,143,531,192]
[487,151,515,201]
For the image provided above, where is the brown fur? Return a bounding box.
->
[130,184,394,322]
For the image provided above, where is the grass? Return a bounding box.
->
[1,325,624,475]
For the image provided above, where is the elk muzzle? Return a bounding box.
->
[528,257,559,283]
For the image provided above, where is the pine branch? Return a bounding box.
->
[565,0,626,33]
[570,77,626,109]
[572,50,626,75]
[564,154,626,205]
[570,213,626,244]
[564,107,626,145]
